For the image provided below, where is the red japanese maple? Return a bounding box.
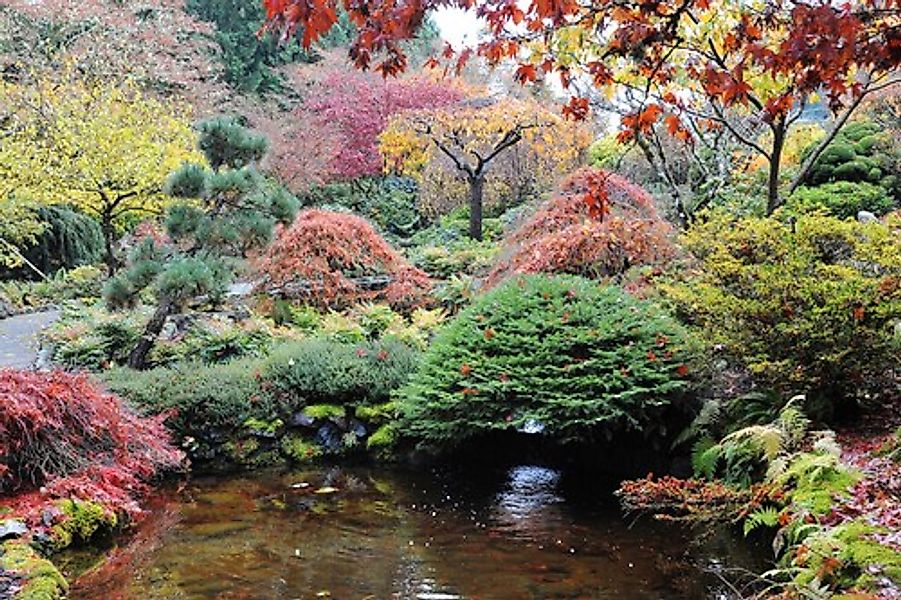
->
[487,168,677,285]
[0,369,184,521]
[255,209,432,309]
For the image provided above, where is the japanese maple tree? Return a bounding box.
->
[256,208,432,309]
[487,168,677,285]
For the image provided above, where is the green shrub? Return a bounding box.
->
[102,357,271,442]
[264,336,420,410]
[801,120,900,200]
[660,211,901,417]
[786,181,896,219]
[396,274,696,450]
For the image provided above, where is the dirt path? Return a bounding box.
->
[0,310,59,369]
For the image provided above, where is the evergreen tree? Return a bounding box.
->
[104,118,298,369]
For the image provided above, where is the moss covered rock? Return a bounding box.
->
[0,541,67,600]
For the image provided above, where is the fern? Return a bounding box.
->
[692,437,721,479]
[743,506,781,536]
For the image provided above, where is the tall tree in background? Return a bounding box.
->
[105,118,297,369]
[262,0,899,214]
[380,99,590,240]
[0,74,203,273]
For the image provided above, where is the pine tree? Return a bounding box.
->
[104,118,298,369]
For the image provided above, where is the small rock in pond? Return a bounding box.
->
[314,486,339,495]
[290,482,310,489]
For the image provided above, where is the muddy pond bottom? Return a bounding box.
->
[65,464,760,599]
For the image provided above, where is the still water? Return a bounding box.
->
[65,464,761,599]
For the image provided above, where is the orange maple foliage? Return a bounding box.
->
[486,168,677,286]
[255,209,432,310]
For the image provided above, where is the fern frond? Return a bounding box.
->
[692,437,721,480]
[743,506,780,536]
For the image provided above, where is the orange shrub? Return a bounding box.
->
[487,168,677,285]
[256,209,432,309]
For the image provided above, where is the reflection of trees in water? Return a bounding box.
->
[70,501,183,598]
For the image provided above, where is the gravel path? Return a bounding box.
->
[0,310,59,369]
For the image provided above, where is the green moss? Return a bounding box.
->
[280,434,322,462]
[243,417,284,436]
[302,404,345,420]
[366,424,397,450]
[50,499,117,551]
[0,541,68,600]
[355,401,396,424]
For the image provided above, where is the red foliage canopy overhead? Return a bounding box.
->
[487,168,677,285]
[302,71,463,181]
[256,209,432,309]
[0,369,184,521]
[262,0,899,134]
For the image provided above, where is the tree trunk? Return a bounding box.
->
[102,213,117,276]
[468,175,484,241]
[766,122,787,215]
[127,296,175,370]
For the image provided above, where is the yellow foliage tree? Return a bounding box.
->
[0,74,203,273]
[379,98,590,240]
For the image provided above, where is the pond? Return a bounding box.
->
[63,464,764,599]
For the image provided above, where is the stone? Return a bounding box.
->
[0,521,27,540]
[290,412,316,428]
[857,210,877,223]
[314,423,343,453]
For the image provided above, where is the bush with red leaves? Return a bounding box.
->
[487,168,677,286]
[0,369,184,520]
[256,209,432,310]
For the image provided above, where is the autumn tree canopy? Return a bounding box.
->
[0,74,203,273]
[379,98,590,240]
[263,0,900,214]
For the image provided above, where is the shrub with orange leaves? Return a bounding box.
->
[487,168,677,286]
[256,209,432,310]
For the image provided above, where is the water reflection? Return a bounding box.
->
[66,465,758,599]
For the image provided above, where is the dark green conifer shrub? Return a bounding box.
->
[395,274,696,450]
[104,117,298,369]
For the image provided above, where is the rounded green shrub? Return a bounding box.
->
[396,274,696,450]
[786,181,896,219]
[264,336,420,409]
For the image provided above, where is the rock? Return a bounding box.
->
[0,293,14,319]
[348,419,367,438]
[314,486,339,495]
[290,412,316,428]
[857,210,877,223]
[314,423,343,453]
[0,521,27,540]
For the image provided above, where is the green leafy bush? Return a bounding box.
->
[660,211,901,416]
[264,336,420,410]
[801,121,900,200]
[102,357,271,444]
[0,266,106,310]
[786,181,896,219]
[396,274,696,450]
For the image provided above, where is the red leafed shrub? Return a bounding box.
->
[487,168,677,286]
[0,369,184,519]
[256,209,432,309]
